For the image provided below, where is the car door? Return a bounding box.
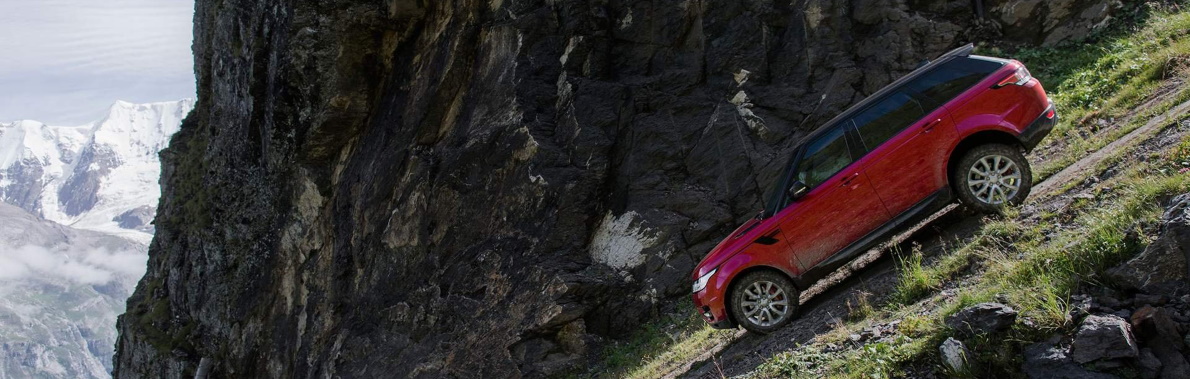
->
[853,88,957,216]
[772,124,892,271]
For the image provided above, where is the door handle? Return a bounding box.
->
[840,172,860,187]
[921,118,943,133]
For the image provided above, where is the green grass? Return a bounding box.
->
[751,146,1190,378]
[748,6,1190,376]
[589,304,736,379]
[1012,8,1190,181]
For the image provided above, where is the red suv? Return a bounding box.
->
[691,45,1056,333]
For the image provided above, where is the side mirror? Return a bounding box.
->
[788,181,809,201]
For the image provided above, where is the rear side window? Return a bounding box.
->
[907,57,1004,110]
[851,91,925,151]
[796,126,854,189]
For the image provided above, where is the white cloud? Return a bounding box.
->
[0,244,146,285]
[0,0,195,124]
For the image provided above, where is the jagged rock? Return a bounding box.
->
[1131,306,1190,378]
[1071,314,1138,364]
[113,205,156,231]
[940,337,972,373]
[108,0,1130,377]
[1112,309,1132,319]
[1022,341,1116,379]
[1135,294,1169,307]
[945,302,1018,337]
[1108,193,1190,296]
[1099,296,1124,309]
[1138,348,1163,379]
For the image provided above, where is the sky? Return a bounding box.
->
[0,0,195,125]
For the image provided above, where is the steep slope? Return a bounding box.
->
[0,203,145,378]
[0,99,194,244]
[113,1,1125,377]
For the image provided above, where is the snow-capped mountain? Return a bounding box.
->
[0,100,190,378]
[0,99,193,245]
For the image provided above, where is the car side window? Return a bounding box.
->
[795,126,854,189]
[851,91,925,151]
[907,58,1004,111]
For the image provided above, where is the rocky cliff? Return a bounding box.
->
[113,0,1124,377]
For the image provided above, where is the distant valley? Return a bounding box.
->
[0,100,191,378]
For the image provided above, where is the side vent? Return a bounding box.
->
[754,230,781,245]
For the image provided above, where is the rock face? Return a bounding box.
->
[112,0,1125,377]
[986,0,1124,46]
[945,302,1018,337]
[113,205,157,233]
[1109,193,1190,296]
[1071,314,1138,364]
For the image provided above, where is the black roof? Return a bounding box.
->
[799,43,976,144]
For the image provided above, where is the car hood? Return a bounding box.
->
[692,215,772,278]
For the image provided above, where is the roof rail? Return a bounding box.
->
[939,43,975,60]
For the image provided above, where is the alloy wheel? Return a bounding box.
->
[740,280,790,327]
[967,154,1022,205]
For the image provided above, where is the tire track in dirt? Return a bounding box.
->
[1031,99,1190,198]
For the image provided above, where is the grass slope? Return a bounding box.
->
[584,4,1190,378]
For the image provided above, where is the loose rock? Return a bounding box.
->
[1071,314,1139,363]
[1021,341,1116,379]
[945,302,1018,337]
[1137,348,1162,379]
[1131,306,1190,378]
[940,337,972,373]
[1107,193,1190,296]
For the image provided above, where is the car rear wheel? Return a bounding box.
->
[954,143,1032,213]
[729,271,799,334]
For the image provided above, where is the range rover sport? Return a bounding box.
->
[691,44,1056,333]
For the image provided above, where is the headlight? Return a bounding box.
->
[692,268,718,293]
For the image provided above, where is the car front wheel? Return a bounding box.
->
[729,271,799,334]
[954,143,1032,213]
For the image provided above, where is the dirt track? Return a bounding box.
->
[670,98,1190,378]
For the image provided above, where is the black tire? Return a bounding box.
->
[729,271,799,334]
[953,143,1032,213]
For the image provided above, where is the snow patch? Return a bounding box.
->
[560,36,584,65]
[590,211,658,270]
[0,99,193,244]
[619,9,633,30]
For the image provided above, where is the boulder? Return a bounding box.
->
[945,302,1018,337]
[1071,314,1138,363]
[940,337,972,373]
[1134,294,1169,307]
[1021,341,1116,379]
[1108,193,1190,296]
[1137,348,1163,379]
[1131,306,1190,378]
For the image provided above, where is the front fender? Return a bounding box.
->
[712,253,801,300]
